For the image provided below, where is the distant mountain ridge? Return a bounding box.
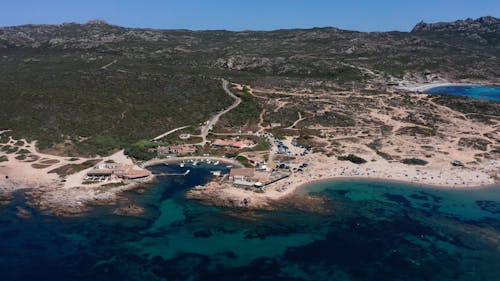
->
[412,16,499,33]
[0,16,498,50]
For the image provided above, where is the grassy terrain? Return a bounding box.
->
[0,54,233,156]
[215,87,262,132]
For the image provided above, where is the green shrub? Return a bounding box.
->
[376,151,393,160]
[401,158,428,165]
[1,145,18,154]
[338,154,367,164]
[16,149,30,155]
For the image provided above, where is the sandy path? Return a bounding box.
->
[257,109,267,132]
[152,125,190,141]
[100,59,117,70]
[287,112,307,129]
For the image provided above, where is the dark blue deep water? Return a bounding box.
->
[425,85,500,102]
[1,164,499,281]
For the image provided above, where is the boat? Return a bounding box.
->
[213,161,220,165]
[226,165,233,168]
[193,160,198,166]
[210,170,222,176]
[180,162,185,168]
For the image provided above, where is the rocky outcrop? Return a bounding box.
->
[113,204,145,216]
[186,181,270,209]
[412,16,499,33]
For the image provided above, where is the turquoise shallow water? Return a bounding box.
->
[1,164,499,281]
[425,85,500,101]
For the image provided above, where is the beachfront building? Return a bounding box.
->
[168,145,196,155]
[228,168,270,187]
[229,168,255,185]
[86,169,113,177]
[123,166,151,179]
[86,163,151,181]
[157,145,196,157]
[212,139,255,149]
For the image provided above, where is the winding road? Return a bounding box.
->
[152,79,240,144]
[198,79,242,145]
[287,112,307,129]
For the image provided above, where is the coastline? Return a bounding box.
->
[0,135,157,216]
[2,135,498,214]
[293,176,500,194]
[396,81,499,92]
[268,173,499,203]
[20,175,156,216]
[185,173,499,211]
[186,149,499,209]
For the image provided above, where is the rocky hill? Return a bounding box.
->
[0,17,498,156]
[411,16,500,46]
[1,17,498,80]
[412,16,499,33]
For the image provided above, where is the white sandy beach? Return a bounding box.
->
[187,150,499,209]
[396,82,478,92]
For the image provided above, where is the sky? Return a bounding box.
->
[1,0,499,31]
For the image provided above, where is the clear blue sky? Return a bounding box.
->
[1,0,499,31]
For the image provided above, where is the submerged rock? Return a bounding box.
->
[113,204,145,216]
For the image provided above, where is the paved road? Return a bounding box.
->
[199,79,242,145]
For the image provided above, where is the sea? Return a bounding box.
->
[1,163,499,281]
[425,85,500,102]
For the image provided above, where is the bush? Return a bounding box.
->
[338,154,367,164]
[236,155,249,166]
[124,144,155,161]
[16,149,30,155]
[1,145,18,154]
[224,152,238,158]
[401,158,428,166]
[376,150,393,160]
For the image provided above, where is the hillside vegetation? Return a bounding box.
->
[0,17,498,156]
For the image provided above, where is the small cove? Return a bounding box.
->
[425,85,500,102]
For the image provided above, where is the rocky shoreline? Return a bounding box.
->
[0,176,155,217]
[186,181,271,210]
[185,179,335,216]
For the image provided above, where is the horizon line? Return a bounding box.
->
[1,15,496,33]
